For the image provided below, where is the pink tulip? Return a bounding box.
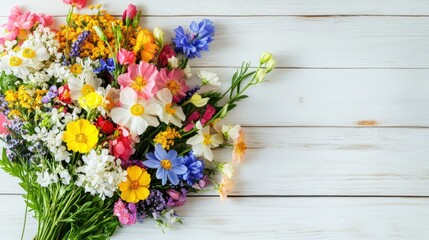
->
[117,48,136,65]
[62,0,87,9]
[122,4,137,22]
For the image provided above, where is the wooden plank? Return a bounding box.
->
[2,16,428,68]
[1,127,429,196]
[1,0,429,16]
[1,195,429,239]
[0,66,428,126]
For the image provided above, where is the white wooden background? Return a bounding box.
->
[1,0,429,239]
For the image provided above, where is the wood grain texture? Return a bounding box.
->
[1,195,429,240]
[1,0,429,16]
[2,127,428,196]
[2,15,429,68]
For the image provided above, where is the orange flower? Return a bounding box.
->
[133,29,158,62]
[218,177,234,201]
[232,130,247,165]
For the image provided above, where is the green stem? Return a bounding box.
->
[20,194,29,240]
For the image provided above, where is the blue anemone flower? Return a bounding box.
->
[94,58,115,73]
[143,144,187,185]
[172,18,215,59]
[180,151,205,186]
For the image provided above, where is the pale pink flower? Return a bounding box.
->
[233,130,247,165]
[117,48,136,65]
[118,62,158,100]
[0,113,8,134]
[156,68,189,103]
[218,177,234,201]
[63,0,87,9]
[113,199,137,225]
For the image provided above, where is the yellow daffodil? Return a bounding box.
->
[119,166,151,203]
[62,119,99,153]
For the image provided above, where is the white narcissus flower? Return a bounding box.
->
[19,39,49,67]
[156,88,186,127]
[198,70,221,86]
[111,87,161,136]
[221,124,241,141]
[68,75,102,100]
[186,121,223,161]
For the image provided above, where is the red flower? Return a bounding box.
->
[96,116,115,135]
[109,128,135,162]
[158,45,176,67]
[58,85,72,104]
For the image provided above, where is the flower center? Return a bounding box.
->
[75,133,87,143]
[9,56,23,67]
[164,103,176,114]
[236,141,247,152]
[81,84,95,96]
[160,159,172,170]
[22,48,36,59]
[166,80,180,95]
[130,104,145,116]
[203,134,212,145]
[130,180,139,189]
[70,63,83,75]
[131,76,147,91]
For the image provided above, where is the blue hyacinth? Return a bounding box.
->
[94,58,115,73]
[172,19,215,59]
[180,151,205,186]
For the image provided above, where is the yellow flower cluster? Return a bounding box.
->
[56,10,141,60]
[153,127,182,150]
[4,86,47,116]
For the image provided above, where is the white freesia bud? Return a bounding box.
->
[167,56,179,69]
[221,124,241,141]
[219,104,229,119]
[184,94,209,107]
[259,51,272,64]
[266,59,276,73]
[254,69,267,84]
[153,27,164,45]
[198,71,221,86]
[183,63,192,78]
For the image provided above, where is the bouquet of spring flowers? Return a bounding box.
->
[0,0,276,239]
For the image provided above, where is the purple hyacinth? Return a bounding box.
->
[177,85,200,105]
[137,189,168,220]
[0,94,10,116]
[42,86,58,104]
[69,30,90,58]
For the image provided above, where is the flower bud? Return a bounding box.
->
[219,104,229,119]
[259,51,272,64]
[122,4,137,24]
[92,26,107,42]
[153,27,164,45]
[254,69,267,84]
[266,58,276,73]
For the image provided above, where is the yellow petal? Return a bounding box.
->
[121,190,132,202]
[127,166,142,181]
[138,171,151,187]
[66,121,81,135]
[79,143,90,154]
[119,179,131,192]
[136,187,150,200]
[77,119,89,131]
[62,131,75,143]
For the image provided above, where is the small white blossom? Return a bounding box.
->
[167,56,179,69]
[198,71,221,86]
[221,124,241,141]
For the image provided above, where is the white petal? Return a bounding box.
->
[144,115,159,127]
[111,107,132,126]
[156,88,173,104]
[120,87,137,107]
[130,117,148,135]
[203,146,213,161]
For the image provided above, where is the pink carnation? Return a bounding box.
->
[109,127,135,162]
[156,68,189,103]
[62,0,87,9]
[117,48,136,65]
[113,200,137,225]
[118,62,158,100]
